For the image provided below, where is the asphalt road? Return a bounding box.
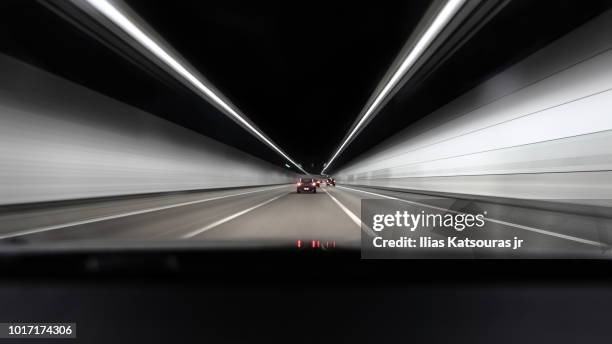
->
[0,184,361,247]
[0,184,610,257]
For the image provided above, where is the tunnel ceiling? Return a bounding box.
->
[1,0,611,174]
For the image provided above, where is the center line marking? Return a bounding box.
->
[181,193,285,239]
[338,185,607,248]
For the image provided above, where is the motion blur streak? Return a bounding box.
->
[334,9,612,204]
[0,54,294,205]
[323,0,466,173]
[81,0,307,174]
[0,2,611,259]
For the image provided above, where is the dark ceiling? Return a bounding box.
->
[1,0,611,174]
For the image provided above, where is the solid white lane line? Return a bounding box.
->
[324,188,376,237]
[181,193,285,239]
[0,185,289,240]
[338,185,607,248]
[324,190,360,226]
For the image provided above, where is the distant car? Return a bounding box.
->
[326,178,335,186]
[297,178,317,193]
[315,179,321,187]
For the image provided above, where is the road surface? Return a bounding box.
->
[0,184,610,257]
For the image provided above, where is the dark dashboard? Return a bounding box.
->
[1,249,611,343]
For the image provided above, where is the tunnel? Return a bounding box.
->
[0,0,611,258]
[3,1,612,343]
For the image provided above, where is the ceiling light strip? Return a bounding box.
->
[84,0,307,174]
[322,0,466,173]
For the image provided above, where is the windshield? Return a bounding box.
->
[5,2,612,343]
[0,0,611,261]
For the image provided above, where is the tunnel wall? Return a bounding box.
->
[335,10,612,202]
[0,54,295,206]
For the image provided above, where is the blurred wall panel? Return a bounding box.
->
[0,54,294,205]
[335,10,612,202]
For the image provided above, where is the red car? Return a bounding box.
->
[297,178,317,193]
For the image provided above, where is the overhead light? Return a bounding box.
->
[322,0,465,174]
[83,0,308,174]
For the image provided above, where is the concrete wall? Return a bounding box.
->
[0,54,294,205]
[335,9,612,202]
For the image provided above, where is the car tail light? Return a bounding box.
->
[297,182,302,186]
[312,182,316,186]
